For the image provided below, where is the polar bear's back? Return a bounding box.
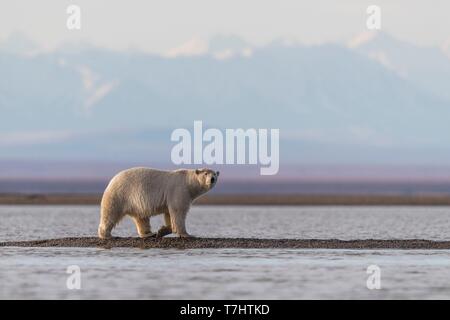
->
[102,167,182,216]
[109,167,171,189]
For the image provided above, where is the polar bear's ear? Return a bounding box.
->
[195,169,201,175]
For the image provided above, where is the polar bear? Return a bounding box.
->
[98,167,219,239]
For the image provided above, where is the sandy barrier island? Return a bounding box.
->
[1,237,450,249]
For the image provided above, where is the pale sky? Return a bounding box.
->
[0,0,449,53]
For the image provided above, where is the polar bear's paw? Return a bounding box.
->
[156,225,172,238]
[178,233,196,239]
[139,232,156,239]
[98,226,113,239]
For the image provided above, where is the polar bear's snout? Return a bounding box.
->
[211,171,219,185]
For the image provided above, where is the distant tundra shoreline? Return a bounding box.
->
[2,193,450,206]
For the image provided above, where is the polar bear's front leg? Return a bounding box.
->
[133,216,155,238]
[156,213,172,237]
[169,207,193,238]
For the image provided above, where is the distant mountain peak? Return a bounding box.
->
[165,37,209,58]
[164,35,254,60]
[347,31,405,50]
[347,31,378,48]
[208,34,250,52]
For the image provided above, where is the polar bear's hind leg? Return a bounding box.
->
[156,213,173,237]
[98,209,122,239]
[133,216,155,238]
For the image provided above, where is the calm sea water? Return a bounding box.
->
[1,205,450,299]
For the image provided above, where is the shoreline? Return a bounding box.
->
[2,193,450,206]
[2,237,450,249]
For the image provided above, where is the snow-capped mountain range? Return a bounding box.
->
[1,32,450,173]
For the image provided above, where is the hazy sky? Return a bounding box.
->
[0,0,449,53]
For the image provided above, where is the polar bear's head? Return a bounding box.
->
[195,168,220,190]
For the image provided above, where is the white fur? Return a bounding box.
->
[98,167,219,239]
